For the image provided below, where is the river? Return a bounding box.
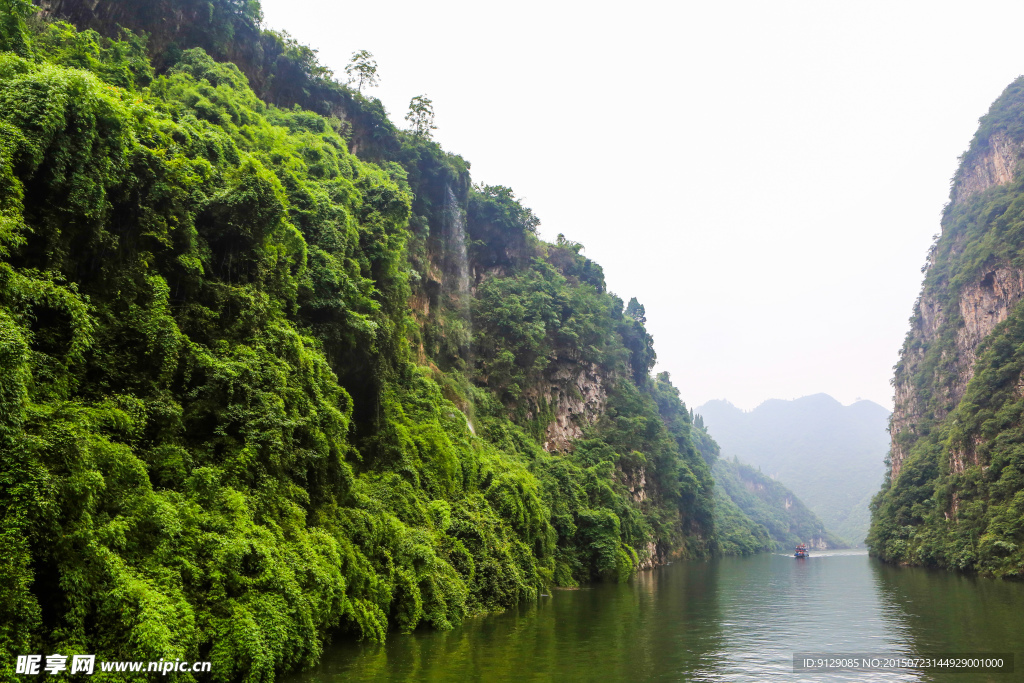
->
[287,550,1024,682]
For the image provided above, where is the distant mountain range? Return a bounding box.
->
[697,394,890,545]
[690,423,846,553]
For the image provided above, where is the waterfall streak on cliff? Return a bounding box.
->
[445,187,471,297]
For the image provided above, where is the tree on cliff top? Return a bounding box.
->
[406,94,437,139]
[345,48,379,91]
[626,297,647,323]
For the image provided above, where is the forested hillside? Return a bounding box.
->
[869,76,1024,578]
[688,423,773,555]
[0,2,736,680]
[689,418,842,551]
[700,394,889,545]
[712,458,845,551]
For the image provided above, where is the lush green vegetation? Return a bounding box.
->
[870,305,1024,576]
[688,426,773,555]
[869,76,1024,578]
[712,457,844,550]
[0,5,745,681]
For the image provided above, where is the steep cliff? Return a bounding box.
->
[870,76,1024,577]
[0,5,719,681]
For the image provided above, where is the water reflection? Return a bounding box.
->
[871,561,1024,683]
[699,551,919,682]
[287,551,1023,682]
[293,561,724,682]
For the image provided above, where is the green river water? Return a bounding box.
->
[287,550,1024,682]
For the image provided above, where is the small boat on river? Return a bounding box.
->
[794,543,809,558]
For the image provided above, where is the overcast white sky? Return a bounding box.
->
[260,0,1024,411]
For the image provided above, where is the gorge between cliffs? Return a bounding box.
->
[3,1,1024,682]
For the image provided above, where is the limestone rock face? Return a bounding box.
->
[953,132,1021,206]
[637,541,660,570]
[890,265,1024,479]
[807,537,830,550]
[955,268,1024,390]
[889,127,1024,481]
[623,468,647,504]
[533,362,607,453]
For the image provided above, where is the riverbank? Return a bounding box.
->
[286,550,1024,682]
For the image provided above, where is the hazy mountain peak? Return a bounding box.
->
[696,392,890,545]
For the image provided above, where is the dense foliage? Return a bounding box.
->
[0,8,731,682]
[712,458,844,550]
[688,426,773,555]
[32,0,404,161]
[870,306,1024,576]
[869,77,1024,577]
